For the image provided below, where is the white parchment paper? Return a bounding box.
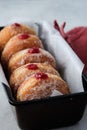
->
[39,21,84,93]
[0,64,9,87]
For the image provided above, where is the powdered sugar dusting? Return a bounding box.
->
[18,74,64,101]
[50,89,62,97]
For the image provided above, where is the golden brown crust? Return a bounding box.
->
[0,23,36,52]
[17,73,70,101]
[10,63,60,94]
[8,48,56,74]
[0,23,70,102]
[1,34,43,65]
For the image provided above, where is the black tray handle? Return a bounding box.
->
[82,64,87,91]
[82,73,87,91]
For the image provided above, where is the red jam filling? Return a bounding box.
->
[18,34,29,39]
[28,47,40,54]
[26,64,38,70]
[35,72,48,79]
[12,23,21,27]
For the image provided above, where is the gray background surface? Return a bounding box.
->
[0,0,87,130]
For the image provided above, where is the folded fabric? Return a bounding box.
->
[54,20,87,73]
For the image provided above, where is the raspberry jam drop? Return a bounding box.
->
[35,72,48,79]
[28,47,40,54]
[18,34,29,39]
[12,23,21,27]
[26,64,38,70]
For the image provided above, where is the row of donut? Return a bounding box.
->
[0,23,70,101]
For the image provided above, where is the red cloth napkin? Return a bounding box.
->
[54,20,87,74]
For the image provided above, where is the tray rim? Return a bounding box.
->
[2,81,87,106]
[0,25,87,106]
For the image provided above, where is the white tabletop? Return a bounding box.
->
[0,0,87,130]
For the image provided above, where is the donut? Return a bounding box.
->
[1,33,43,65]
[8,47,56,73]
[0,23,36,52]
[10,63,60,94]
[17,72,70,101]
[0,22,70,102]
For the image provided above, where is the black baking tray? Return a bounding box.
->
[0,26,87,130]
[2,74,87,130]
